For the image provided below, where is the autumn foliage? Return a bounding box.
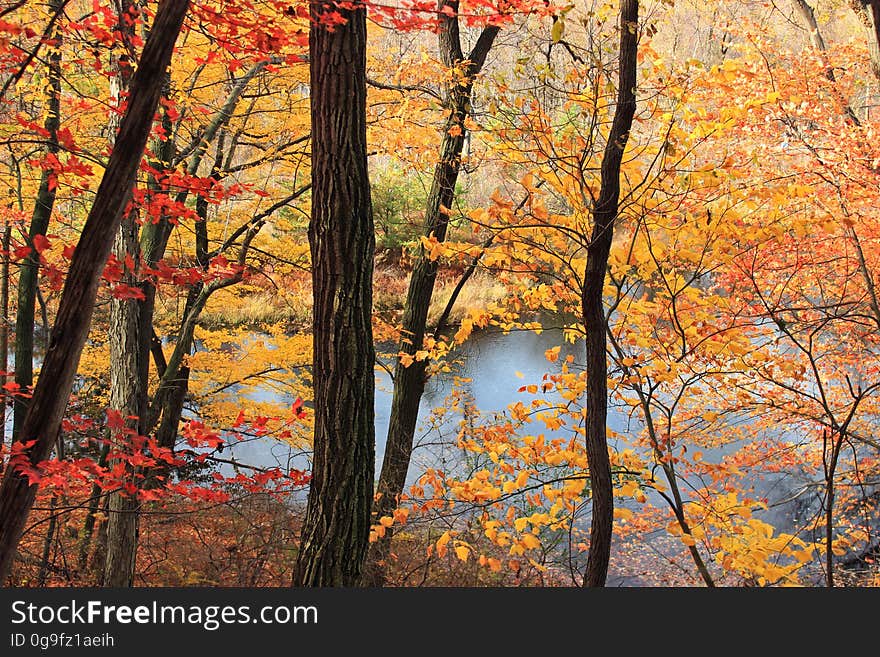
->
[0,0,878,587]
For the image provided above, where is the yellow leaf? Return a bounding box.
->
[514,517,529,532]
[680,534,696,547]
[521,533,541,550]
[469,207,489,224]
[454,544,470,562]
[379,515,394,528]
[551,17,565,43]
[614,508,634,521]
[436,530,451,557]
[793,549,814,563]
[515,370,524,379]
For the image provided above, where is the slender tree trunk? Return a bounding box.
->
[148,140,218,449]
[76,440,109,574]
[102,0,144,588]
[822,430,845,587]
[139,68,263,446]
[12,0,62,441]
[363,4,499,586]
[292,0,375,587]
[581,0,638,588]
[36,434,65,585]
[791,0,827,50]
[0,0,190,585]
[791,0,864,122]
[36,493,58,585]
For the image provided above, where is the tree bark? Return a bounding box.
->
[363,3,498,586]
[102,0,144,588]
[292,0,375,587]
[12,0,61,441]
[581,0,638,587]
[0,0,190,585]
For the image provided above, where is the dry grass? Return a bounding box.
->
[185,267,506,333]
[198,285,312,330]
[426,271,508,328]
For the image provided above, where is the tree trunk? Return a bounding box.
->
[102,0,144,587]
[76,439,109,575]
[0,0,190,585]
[102,215,144,587]
[12,0,61,441]
[791,0,827,50]
[581,0,638,588]
[292,0,375,587]
[363,5,498,586]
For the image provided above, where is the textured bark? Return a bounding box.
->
[363,3,498,586]
[12,2,61,441]
[102,215,144,587]
[581,0,638,587]
[292,0,375,587]
[0,0,190,585]
[102,0,143,588]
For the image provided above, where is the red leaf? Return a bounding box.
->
[291,397,306,419]
[32,234,50,254]
[109,283,146,300]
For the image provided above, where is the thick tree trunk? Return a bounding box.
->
[103,215,144,587]
[581,0,638,588]
[292,0,375,587]
[363,5,498,586]
[12,2,61,441]
[103,3,146,585]
[0,0,190,585]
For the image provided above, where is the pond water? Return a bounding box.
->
[218,326,836,584]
